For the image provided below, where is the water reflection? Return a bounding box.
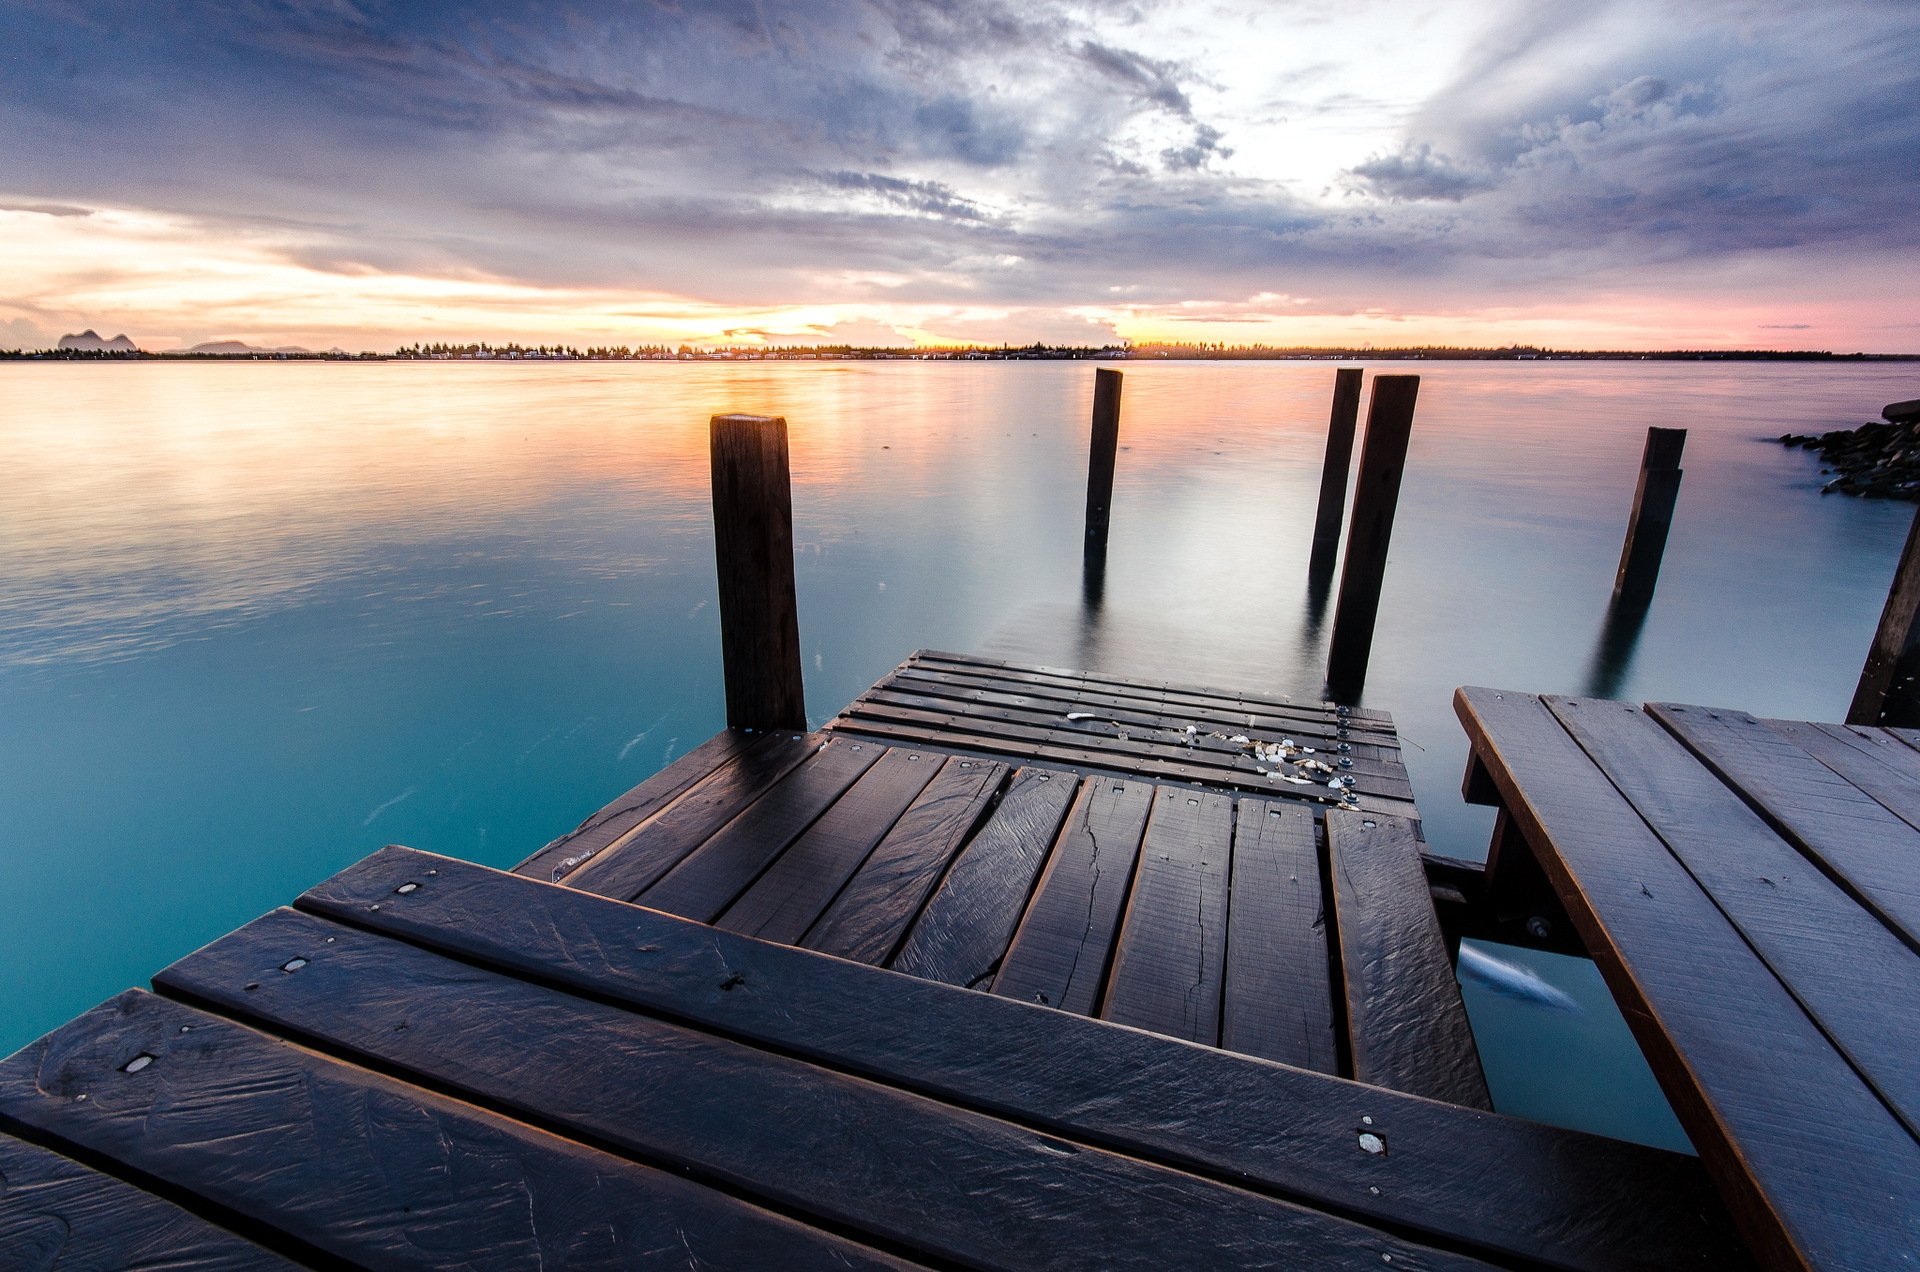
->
[1585,589,1655,700]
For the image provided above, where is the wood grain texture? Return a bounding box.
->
[1551,697,1920,1139]
[1326,811,1491,1109]
[1309,367,1365,572]
[1101,786,1233,1044]
[562,729,817,901]
[0,991,912,1271]
[892,766,1078,988]
[639,737,882,922]
[1612,427,1686,601]
[1223,799,1339,1073]
[1459,686,1920,1271]
[1848,503,1920,726]
[0,1131,295,1271]
[1084,366,1122,545]
[992,775,1153,1013]
[300,847,1750,1272]
[909,650,1395,727]
[1326,375,1419,699]
[802,756,1008,965]
[717,746,939,943]
[514,728,754,882]
[709,412,806,732]
[1650,701,1920,952]
[1768,717,1920,835]
[161,909,1491,1272]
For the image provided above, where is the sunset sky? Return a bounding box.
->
[2,0,1916,352]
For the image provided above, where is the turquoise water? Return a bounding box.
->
[4,358,1913,1151]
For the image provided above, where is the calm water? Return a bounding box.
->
[4,359,1913,1150]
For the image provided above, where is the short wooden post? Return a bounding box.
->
[1307,368,1365,579]
[1612,427,1686,603]
[1326,376,1419,702]
[710,413,806,732]
[1848,505,1920,726]
[1084,368,1123,550]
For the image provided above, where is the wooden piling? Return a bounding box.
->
[710,413,806,732]
[1307,368,1365,579]
[1848,505,1920,726]
[1326,376,1419,702]
[1084,368,1123,550]
[1612,427,1686,602]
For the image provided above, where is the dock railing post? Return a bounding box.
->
[1612,427,1686,604]
[1084,368,1123,552]
[1848,505,1920,726]
[710,413,807,732]
[1326,376,1419,703]
[1307,368,1365,581]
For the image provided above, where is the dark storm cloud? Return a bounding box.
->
[1,0,1916,314]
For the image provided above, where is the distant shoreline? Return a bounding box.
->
[4,347,1917,363]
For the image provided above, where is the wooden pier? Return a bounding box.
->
[0,650,1755,1270]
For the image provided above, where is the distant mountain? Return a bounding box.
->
[185,340,313,355]
[57,329,137,352]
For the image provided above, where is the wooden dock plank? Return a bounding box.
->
[638,737,882,922]
[0,1131,295,1270]
[1650,702,1920,952]
[1549,696,1920,1140]
[1223,799,1339,1074]
[1327,811,1492,1108]
[717,746,940,943]
[514,727,755,883]
[160,908,1494,1272]
[892,766,1078,988]
[1459,687,1920,1271]
[911,650,1395,727]
[992,775,1153,1013]
[0,990,915,1271]
[885,661,1399,752]
[831,711,1421,816]
[1101,787,1233,1044]
[299,847,1750,1272]
[562,730,818,902]
[1767,717,1920,834]
[801,757,1007,965]
[861,679,1407,778]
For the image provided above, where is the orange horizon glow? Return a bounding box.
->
[3,204,1915,357]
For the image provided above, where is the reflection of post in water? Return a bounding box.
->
[1302,545,1336,644]
[1584,586,1653,700]
[1076,538,1108,670]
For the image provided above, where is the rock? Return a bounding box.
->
[1885,398,1920,424]
[56,329,137,352]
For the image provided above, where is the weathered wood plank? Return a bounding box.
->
[0,1131,295,1270]
[717,746,940,943]
[893,766,1078,988]
[1223,799,1340,1074]
[861,679,1406,777]
[515,728,754,882]
[0,991,913,1271]
[1650,702,1920,952]
[801,757,1008,965]
[992,776,1153,1013]
[162,909,1491,1272]
[562,730,818,901]
[1769,717,1920,835]
[1460,686,1920,1270]
[1326,811,1491,1108]
[910,650,1395,727]
[638,737,882,922]
[301,847,1749,1272]
[1550,697,1920,1140]
[1326,375,1419,701]
[885,661,1398,750]
[1101,787,1233,1044]
[831,711,1420,816]
[710,412,807,731]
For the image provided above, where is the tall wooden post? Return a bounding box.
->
[710,413,806,732]
[1326,376,1420,702]
[1084,368,1123,550]
[1307,368,1365,580]
[1848,506,1920,726]
[1613,427,1686,603]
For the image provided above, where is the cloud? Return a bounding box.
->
[0,200,91,217]
[1760,323,1812,330]
[0,316,50,349]
[1345,143,1493,202]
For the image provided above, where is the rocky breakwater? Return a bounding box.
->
[1780,397,1920,499]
